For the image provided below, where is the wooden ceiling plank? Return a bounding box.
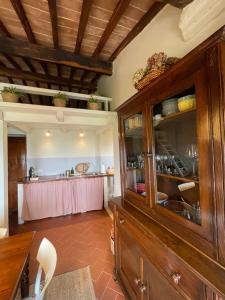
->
[48,0,59,49]
[10,0,36,43]
[93,0,131,57]
[0,37,112,75]
[109,2,166,61]
[0,20,12,38]
[0,66,96,90]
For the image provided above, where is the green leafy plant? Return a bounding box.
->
[88,95,98,103]
[1,86,19,95]
[53,92,68,102]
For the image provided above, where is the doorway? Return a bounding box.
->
[8,136,27,215]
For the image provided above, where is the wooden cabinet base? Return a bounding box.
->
[110,198,225,300]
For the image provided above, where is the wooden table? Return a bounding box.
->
[0,231,35,300]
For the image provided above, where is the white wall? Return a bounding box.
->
[98,127,114,172]
[27,129,99,159]
[98,4,225,109]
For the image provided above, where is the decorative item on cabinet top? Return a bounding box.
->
[133,53,180,90]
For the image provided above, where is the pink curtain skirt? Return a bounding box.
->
[22,177,104,221]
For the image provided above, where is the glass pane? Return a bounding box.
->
[153,91,201,225]
[124,113,146,197]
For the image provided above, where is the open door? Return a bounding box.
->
[8,136,27,214]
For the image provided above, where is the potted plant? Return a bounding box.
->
[1,87,20,103]
[87,95,101,110]
[52,92,68,107]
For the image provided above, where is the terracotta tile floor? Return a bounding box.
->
[12,210,125,300]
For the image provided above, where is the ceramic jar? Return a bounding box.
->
[162,98,178,115]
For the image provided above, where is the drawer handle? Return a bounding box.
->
[119,219,125,225]
[139,283,147,293]
[134,278,141,286]
[171,273,181,285]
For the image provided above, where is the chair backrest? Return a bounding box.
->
[34,238,57,300]
[0,228,7,239]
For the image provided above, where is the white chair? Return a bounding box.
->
[0,227,7,238]
[23,238,57,300]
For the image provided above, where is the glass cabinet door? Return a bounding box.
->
[123,112,147,199]
[152,90,201,225]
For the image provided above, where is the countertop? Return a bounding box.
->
[19,173,113,184]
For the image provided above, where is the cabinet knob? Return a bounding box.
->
[171,272,181,285]
[139,284,147,293]
[119,219,125,225]
[134,278,141,286]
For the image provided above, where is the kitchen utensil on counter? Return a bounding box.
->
[65,170,71,177]
[29,166,35,178]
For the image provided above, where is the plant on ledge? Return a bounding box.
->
[1,86,20,103]
[87,95,101,110]
[52,92,68,107]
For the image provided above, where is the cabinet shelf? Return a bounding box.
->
[125,126,143,137]
[126,167,144,171]
[154,108,196,127]
[157,172,199,183]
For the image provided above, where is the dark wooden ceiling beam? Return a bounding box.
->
[0,19,42,78]
[0,20,12,37]
[69,0,93,80]
[48,0,59,49]
[21,79,32,104]
[10,0,36,43]
[75,0,93,54]
[158,0,193,8]
[22,58,36,72]
[4,54,21,69]
[0,60,13,83]
[40,62,49,75]
[109,2,166,61]
[0,37,112,75]
[93,0,131,57]
[0,66,96,89]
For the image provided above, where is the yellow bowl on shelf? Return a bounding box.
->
[178,95,196,112]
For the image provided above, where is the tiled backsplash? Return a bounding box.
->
[27,156,114,176]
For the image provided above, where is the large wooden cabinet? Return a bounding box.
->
[110,26,225,299]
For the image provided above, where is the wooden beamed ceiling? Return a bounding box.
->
[0,0,193,106]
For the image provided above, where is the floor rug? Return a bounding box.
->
[16,266,95,300]
[44,266,95,300]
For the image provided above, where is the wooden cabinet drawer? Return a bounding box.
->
[116,210,206,300]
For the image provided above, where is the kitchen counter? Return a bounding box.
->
[19,173,113,184]
[18,174,114,223]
